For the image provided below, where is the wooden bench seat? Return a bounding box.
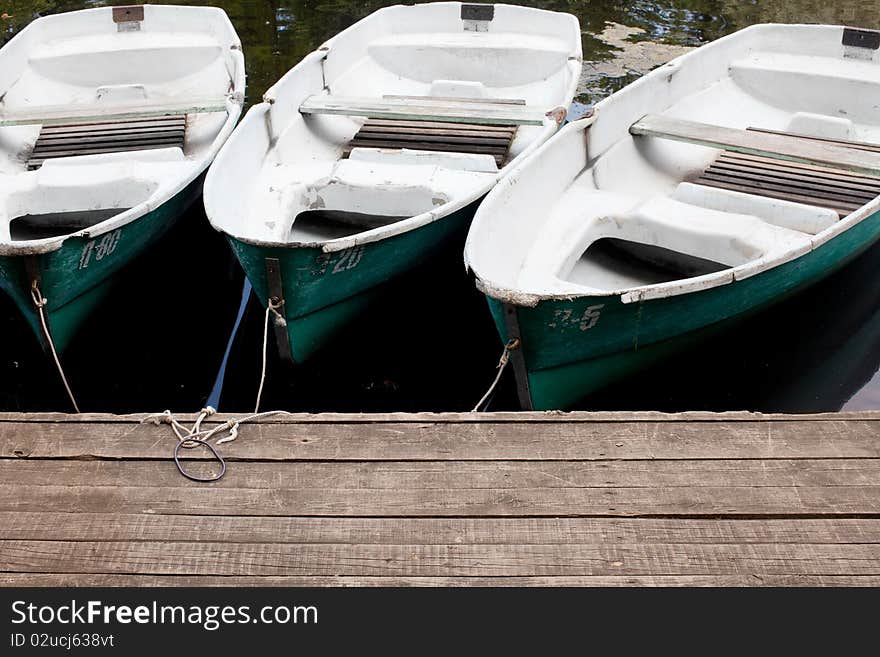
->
[630,114,880,177]
[631,114,880,217]
[300,94,547,126]
[343,118,516,167]
[0,97,227,128]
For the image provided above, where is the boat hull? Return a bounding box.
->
[488,207,880,410]
[229,202,477,363]
[0,176,203,353]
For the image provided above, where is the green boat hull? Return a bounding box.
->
[487,208,880,410]
[228,203,477,363]
[0,177,203,353]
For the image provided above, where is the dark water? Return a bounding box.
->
[2,0,880,414]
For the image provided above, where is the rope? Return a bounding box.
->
[147,295,291,482]
[255,297,285,414]
[472,338,520,412]
[30,281,80,413]
[143,407,292,482]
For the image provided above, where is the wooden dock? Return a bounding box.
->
[2,411,880,586]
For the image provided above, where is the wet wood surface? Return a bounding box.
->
[2,412,879,586]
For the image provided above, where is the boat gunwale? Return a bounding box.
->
[0,5,246,257]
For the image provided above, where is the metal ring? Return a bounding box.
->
[173,438,227,482]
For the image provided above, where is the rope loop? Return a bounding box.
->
[173,437,227,483]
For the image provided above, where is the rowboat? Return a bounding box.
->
[0,5,245,354]
[464,23,880,410]
[205,2,581,363]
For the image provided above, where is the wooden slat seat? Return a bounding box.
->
[0,97,228,127]
[630,114,880,177]
[27,115,186,169]
[630,115,880,218]
[695,130,880,218]
[344,118,516,167]
[300,94,547,126]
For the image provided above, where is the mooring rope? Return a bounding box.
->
[472,338,520,412]
[30,281,80,414]
[146,295,292,482]
[255,297,286,414]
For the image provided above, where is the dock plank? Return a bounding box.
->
[2,482,878,517]
[2,412,879,586]
[3,513,879,545]
[3,419,880,461]
[5,540,880,577]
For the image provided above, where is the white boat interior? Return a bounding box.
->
[465,24,880,305]
[0,5,244,255]
[205,2,581,252]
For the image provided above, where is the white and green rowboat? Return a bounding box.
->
[205,2,581,363]
[0,5,245,353]
[465,23,880,410]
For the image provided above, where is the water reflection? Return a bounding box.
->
[2,0,880,412]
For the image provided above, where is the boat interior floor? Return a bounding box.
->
[253,148,498,244]
[343,118,518,168]
[26,115,187,170]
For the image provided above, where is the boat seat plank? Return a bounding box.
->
[27,115,187,169]
[691,128,880,219]
[0,98,228,127]
[300,95,547,126]
[630,114,880,177]
[344,118,516,167]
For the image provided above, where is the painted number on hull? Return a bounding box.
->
[331,246,365,274]
[549,304,605,331]
[78,230,122,269]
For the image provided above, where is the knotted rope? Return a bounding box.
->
[472,338,520,412]
[146,296,291,482]
[143,407,291,482]
[30,281,80,413]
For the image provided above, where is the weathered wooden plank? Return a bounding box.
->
[348,139,506,155]
[720,151,880,183]
[631,114,880,177]
[699,171,873,205]
[3,482,878,517]
[353,131,512,146]
[38,117,186,135]
[708,161,880,197]
[4,541,879,577]
[300,95,547,126]
[382,94,527,106]
[715,154,880,192]
[4,513,879,546]
[4,573,879,587]
[358,123,515,139]
[0,98,227,127]
[35,130,185,148]
[363,119,517,133]
[3,420,880,461]
[747,127,880,154]
[4,459,880,491]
